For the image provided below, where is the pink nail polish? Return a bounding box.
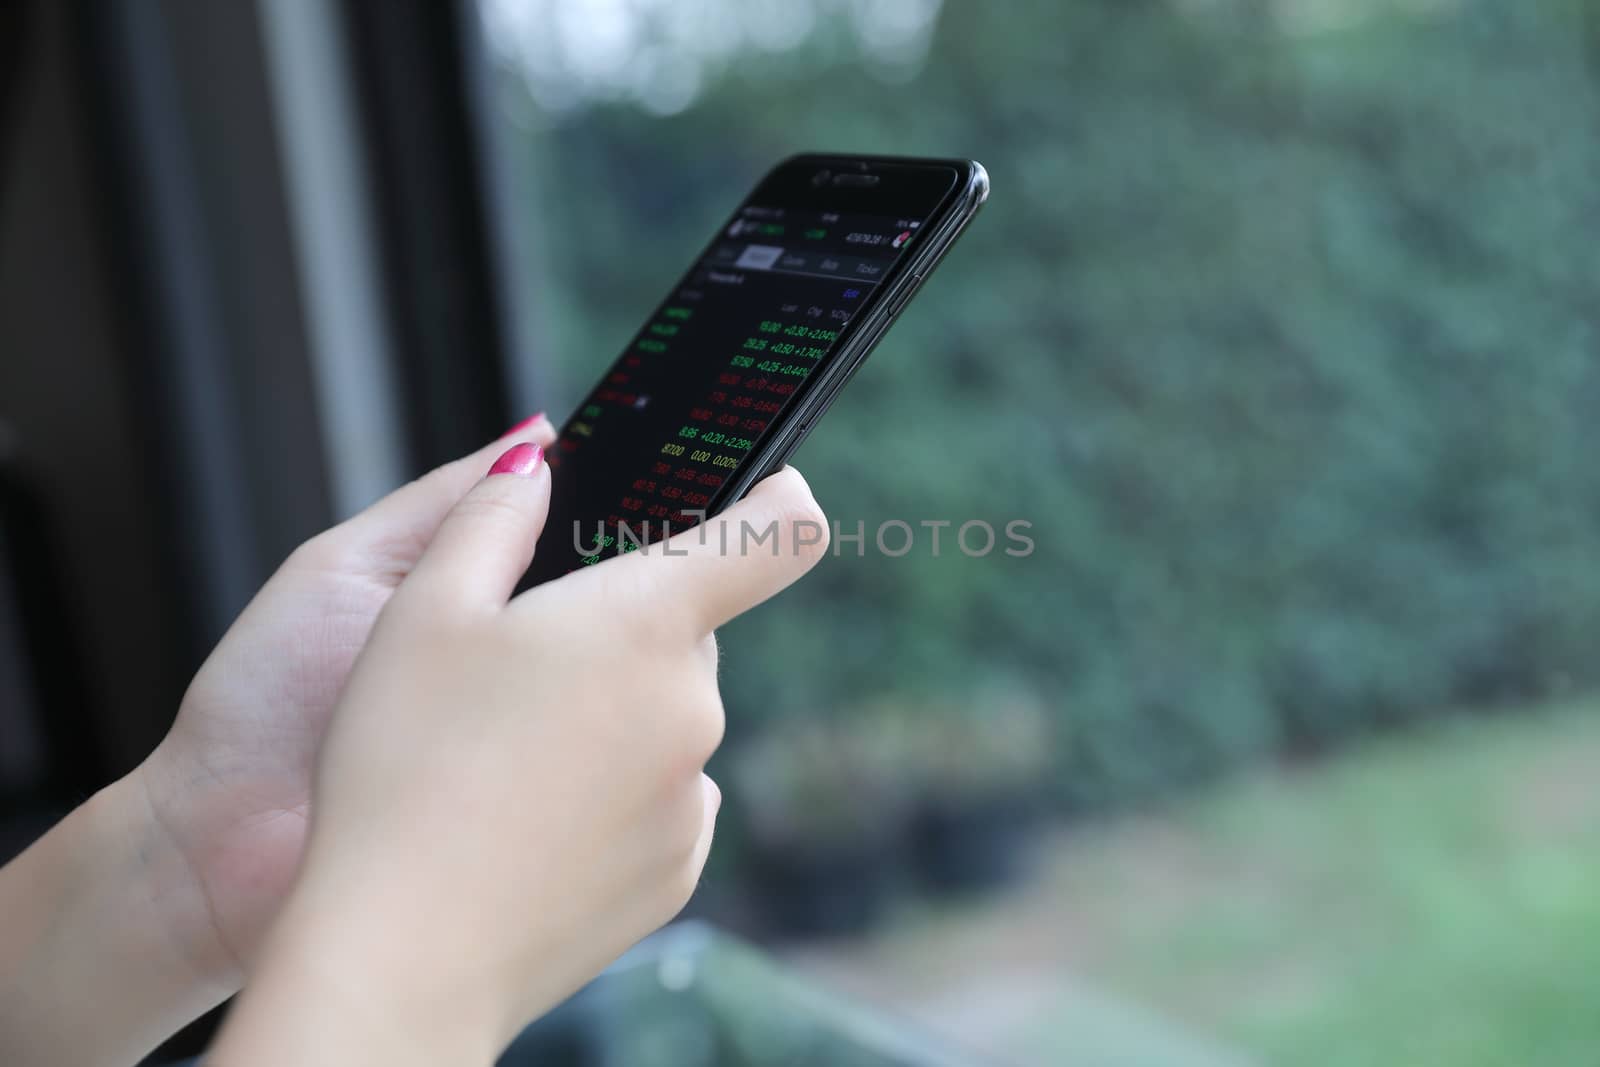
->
[501,412,546,438]
[488,442,543,477]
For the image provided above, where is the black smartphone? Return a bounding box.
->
[526,153,989,585]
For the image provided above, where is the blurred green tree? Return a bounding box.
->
[492,0,1600,807]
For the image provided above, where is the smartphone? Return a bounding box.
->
[525,153,989,585]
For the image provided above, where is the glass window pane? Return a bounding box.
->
[476,3,1600,1063]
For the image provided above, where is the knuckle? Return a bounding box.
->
[666,857,704,913]
[660,794,710,907]
[673,783,707,848]
[676,689,725,764]
[286,528,349,573]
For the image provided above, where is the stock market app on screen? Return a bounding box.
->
[523,202,931,586]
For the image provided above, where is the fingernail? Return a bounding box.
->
[488,442,543,477]
[501,412,546,438]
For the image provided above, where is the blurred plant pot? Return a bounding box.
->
[730,716,911,939]
[867,691,1055,894]
[908,791,1038,894]
[745,832,901,938]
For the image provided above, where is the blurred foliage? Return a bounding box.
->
[491,0,1600,807]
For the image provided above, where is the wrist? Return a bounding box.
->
[0,776,236,1066]
[91,770,246,1009]
[208,881,505,1067]
[120,758,249,993]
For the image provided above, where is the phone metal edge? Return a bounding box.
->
[713,159,989,509]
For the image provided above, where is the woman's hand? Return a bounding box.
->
[209,447,829,1066]
[134,417,557,989]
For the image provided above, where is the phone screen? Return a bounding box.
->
[526,159,965,586]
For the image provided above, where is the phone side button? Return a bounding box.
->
[887,273,923,317]
[773,420,810,469]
